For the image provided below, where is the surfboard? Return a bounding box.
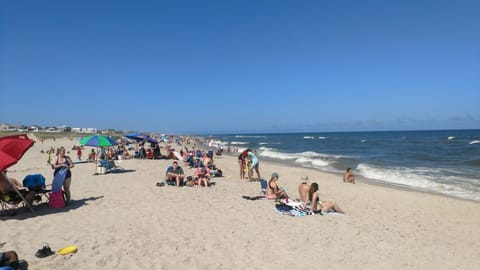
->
[173,151,183,161]
[58,245,78,255]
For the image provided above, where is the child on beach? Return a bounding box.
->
[343,168,355,184]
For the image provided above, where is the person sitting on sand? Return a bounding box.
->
[0,171,34,206]
[343,168,355,184]
[266,172,288,200]
[0,249,20,270]
[165,161,185,187]
[193,166,211,187]
[298,182,344,214]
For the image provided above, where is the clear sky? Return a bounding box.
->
[1,0,479,134]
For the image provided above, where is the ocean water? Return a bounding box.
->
[204,130,480,201]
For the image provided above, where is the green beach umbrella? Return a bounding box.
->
[79,135,116,147]
[79,135,116,173]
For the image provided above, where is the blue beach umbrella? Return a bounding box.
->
[124,133,158,144]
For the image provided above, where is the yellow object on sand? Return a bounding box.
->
[57,245,78,255]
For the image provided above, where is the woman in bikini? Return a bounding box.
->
[51,147,74,204]
[266,172,288,200]
[303,182,344,214]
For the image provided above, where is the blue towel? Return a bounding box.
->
[52,167,68,192]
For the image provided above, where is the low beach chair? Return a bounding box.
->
[1,176,35,214]
[98,159,123,174]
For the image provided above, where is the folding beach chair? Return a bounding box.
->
[0,176,34,213]
[97,159,123,174]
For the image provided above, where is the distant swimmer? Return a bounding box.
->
[343,168,355,184]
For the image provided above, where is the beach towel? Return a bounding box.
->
[274,203,314,217]
[52,167,68,192]
[242,195,266,201]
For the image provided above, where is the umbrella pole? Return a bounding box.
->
[95,146,98,174]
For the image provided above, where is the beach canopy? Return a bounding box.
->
[79,135,116,147]
[124,133,158,144]
[0,133,35,171]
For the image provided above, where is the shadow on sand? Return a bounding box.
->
[0,196,104,221]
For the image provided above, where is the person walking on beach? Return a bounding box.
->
[51,147,74,204]
[237,149,248,179]
[248,150,261,180]
[343,168,355,184]
[76,146,82,161]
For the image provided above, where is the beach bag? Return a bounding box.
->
[49,191,65,208]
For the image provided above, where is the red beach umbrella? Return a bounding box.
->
[0,133,35,171]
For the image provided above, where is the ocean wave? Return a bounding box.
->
[318,136,327,140]
[469,140,480,144]
[234,135,267,138]
[356,163,480,201]
[257,148,342,168]
[304,136,315,139]
[230,141,249,145]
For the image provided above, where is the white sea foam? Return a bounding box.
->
[258,148,332,168]
[304,136,315,139]
[360,139,367,143]
[230,141,249,145]
[469,140,480,144]
[356,163,480,201]
[259,142,268,145]
[448,136,455,140]
[318,136,327,140]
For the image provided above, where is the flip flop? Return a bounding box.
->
[35,245,54,258]
[58,245,78,255]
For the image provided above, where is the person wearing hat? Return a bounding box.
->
[266,172,288,200]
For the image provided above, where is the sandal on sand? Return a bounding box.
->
[35,245,54,258]
[156,182,165,187]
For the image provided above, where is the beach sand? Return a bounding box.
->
[2,137,480,269]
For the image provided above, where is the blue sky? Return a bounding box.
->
[1,0,479,134]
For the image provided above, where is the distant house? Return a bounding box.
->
[0,124,10,131]
[72,127,97,134]
[45,127,60,132]
[28,125,41,132]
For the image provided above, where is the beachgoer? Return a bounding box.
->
[88,149,96,162]
[266,172,288,200]
[248,150,261,180]
[194,166,211,187]
[0,171,34,206]
[76,146,82,160]
[0,250,19,270]
[237,149,248,179]
[343,168,355,184]
[51,147,74,204]
[301,182,344,214]
[166,161,185,187]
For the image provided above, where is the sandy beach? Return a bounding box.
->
[2,136,480,270]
